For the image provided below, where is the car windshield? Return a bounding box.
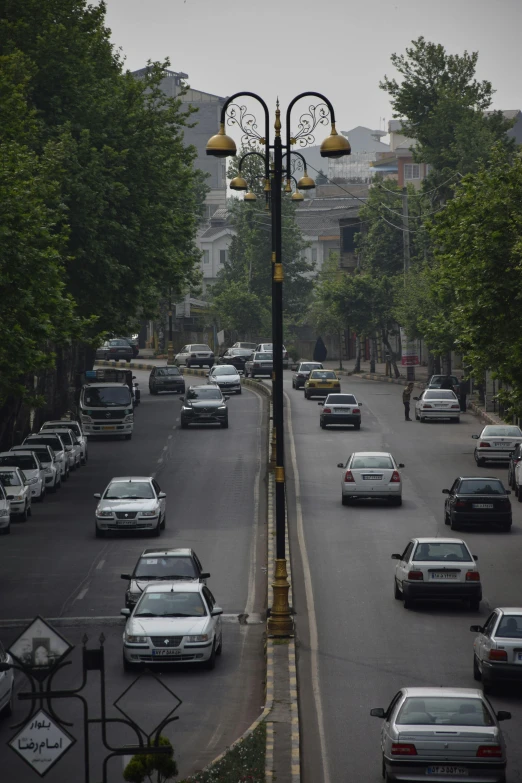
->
[430,376,458,385]
[43,422,80,436]
[187,388,222,400]
[0,471,21,487]
[52,431,73,446]
[397,697,494,726]
[18,448,52,464]
[351,456,394,469]
[83,387,132,407]
[134,556,197,579]
[413,542,472,562]
[310,371,336,379]
[299,363,322,372]
[236,343,256,349]
[191,345,211,351]
[214,367,236,375]
[459,480,505,495]
[156,367,180,376]
[326,395,357,404]
[109,340,128,346]
[496,615,522,638]
[135,591,206,617]
[482,426,522,437]
[424,390,456,399]
[26,437,62,452]
[105,481,154,500]
[0,455,36,470]
[255,353,272,360]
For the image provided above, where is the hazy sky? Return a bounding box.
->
[103,0,521,139]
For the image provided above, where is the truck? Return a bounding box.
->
[78,369,134,440]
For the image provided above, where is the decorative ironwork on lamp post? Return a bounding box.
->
[207,92,350,636]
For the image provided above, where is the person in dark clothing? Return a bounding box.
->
[439,376,454,390]
[402,383,414,421]
[313,336,327,363]
[459,378,470,412]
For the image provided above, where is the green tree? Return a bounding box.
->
[123,736,178,783]
[211,281,270,338]
[308,254,347,369]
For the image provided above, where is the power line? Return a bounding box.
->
[376,172,462,197]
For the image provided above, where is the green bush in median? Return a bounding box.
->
[123,736,178,783]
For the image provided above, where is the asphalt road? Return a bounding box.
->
[286,376,522,783]
[0,371,267,781]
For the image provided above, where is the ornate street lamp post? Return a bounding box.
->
[207,93,350,635]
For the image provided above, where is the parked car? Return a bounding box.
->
[149,366,185,395]
[174,344,214,368]
[304,369,340,399]
[471,607,522,692]
[292,361,323,389]
[413,389,460,422]
[370,687,510,783]
[392,537,481,610]
[0,484,11,535]
[507,442,522,488]
[244,352,273,379]
[472,425,522,466]
[119,336,139,358]
[40,420,88,464]
[121,582,223,671]
[0,451,45,502]
[180,386,229,429]
[231,342,257,351]
[255,342,289,368]
[0,467,31,521]
[40,427,81,470]
[94,476,166,538]
[208,365,242,394]
[121,547,210,608]
[319,393,362,430]
[24,433,69,482]
[427,373,461,397]
[217,348,253,372]
[10,444,60,492]
[443,477,512,531]
[95,339,134,362]
[0,641,14,716]
[338,451,404,506]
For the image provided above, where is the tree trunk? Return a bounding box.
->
[369,334,376,373]
[427,352,434,377]
[354,336,361,372]
[338,330,343,370]
[382,328,400,378]
[434,355,441,374]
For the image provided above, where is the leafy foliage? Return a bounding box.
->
[178,722,265,783]
[123,736,178,783]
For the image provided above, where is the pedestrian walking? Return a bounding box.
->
[403,382,414,421]
[459,377,470,412]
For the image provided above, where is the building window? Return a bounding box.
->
[219,249,228,265]
[404,163,420,181]
[342,225,358,253]
[203,250,210,264]
[311,248,317,264]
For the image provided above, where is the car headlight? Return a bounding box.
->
[0,509,8,517]
[96,510,113,518]
[124,415,133,422]
[125,634,148,644]
[13,495,24,501]
[44,467,54,475]
[218,405,227,410]
[140,510,157,517]
[81,415,93,423]
[26,477,38,485]
[186,634,209,642]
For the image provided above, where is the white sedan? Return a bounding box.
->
[207,364,242,394]
[121,582,223,671]
[94,476,166,538]
[0,484,10,535]
[0,467,31,521]
[473,425,522,467]
[0,451,45,501]
[337,451,404,506]
[413,389,460,422]
[471,607,522,693]
[392,537,481,610]
[0,641,14,717]
[41,420,88,464]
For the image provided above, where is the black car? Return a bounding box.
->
[95,339,134,362]
[507,443,522,488]
[149,366,185,395]
[119,337,139,358]
[443,477,512,532]
[292,361,324,389]
[427,374,460,397]
[217,348,253,371]
[180,386,229,428]
[121,547,210,608]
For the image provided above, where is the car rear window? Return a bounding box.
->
[157,367,181,376]
[424,390,456,399]
[310,371,336,379]
[299,363,322,371]
[326,395,357,404]
[351,456,393,469]
[482,426,522,437]
[459,480,505,495]
[496,615,522,638]
[191,345,211,351]
[0,455,36,470]
[214,366,237,375]
[135,556,197,579]
[397,697,493,726]
[255,353,273,360]
[413,542,472,562]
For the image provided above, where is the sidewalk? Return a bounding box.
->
[320,356,431,385]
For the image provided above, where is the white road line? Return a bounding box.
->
[168,435,172,440]
[163,445,168,451]
[157,458,163,464]
[285,390,331,783]
[95,560,105,570]
[75,587,89,601]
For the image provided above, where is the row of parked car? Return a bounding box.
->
[0,420,87,534]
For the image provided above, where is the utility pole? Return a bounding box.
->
[402,187,415,382]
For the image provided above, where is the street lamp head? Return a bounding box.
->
[206,123,237,158]
[320,124,351,159]
[244,191,257,202]
[230,175,248,191]
[291,190,304,202]
[297,170,315,190]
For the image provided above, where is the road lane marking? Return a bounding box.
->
[157,458,163,464]
[75,586,89,601]
[95,560,105,570]
[285,390,331,783]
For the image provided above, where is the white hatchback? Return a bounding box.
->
[414,389,460,422]
[338,451,404,506]
[0,451,45,501]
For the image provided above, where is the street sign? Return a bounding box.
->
[400,328,419,367]
[8,616,72,681]
[9,709,75,777]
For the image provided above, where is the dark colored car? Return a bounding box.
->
[507,443,522,488]
[121,547,210,608]
[149,366,185,395]
[119,337,139,358]
[95,339,134,362]
[180,386,229,429]
[443,477,512,532]
[217,348,253,372]
[292,361,324,389]
[427,374,460,397]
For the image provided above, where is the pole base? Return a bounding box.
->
[267,558,294,637]
[167,343,174,366]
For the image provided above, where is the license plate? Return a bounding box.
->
[494,442,511,448]
[117,520,136,526]
[472,503,493,509]
[427,767,468,776]
[102,425,116,430]
[152,649,182,657]
[334,408,349,413]
[317,384,330,388]
[362,475,382,480]
[430,572,458,579]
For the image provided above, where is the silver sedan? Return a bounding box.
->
[371,687,511,782]
[207,364,242,394]
[94,476,166,538]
